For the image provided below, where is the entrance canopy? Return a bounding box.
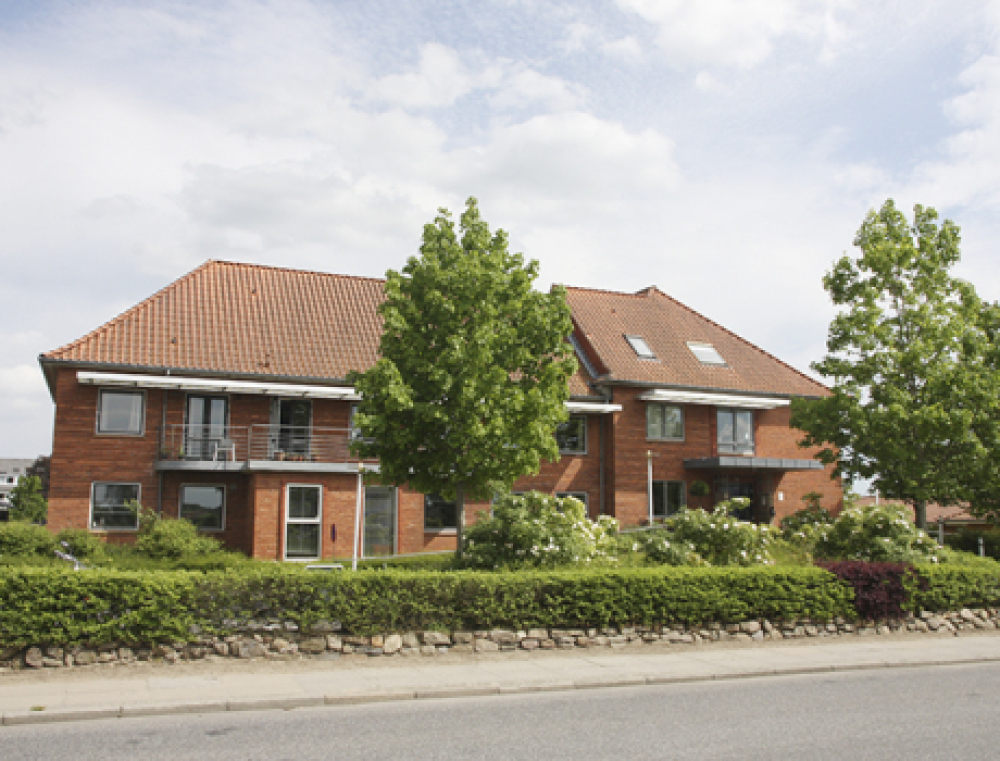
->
[684,456,823,471]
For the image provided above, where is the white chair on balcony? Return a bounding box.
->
[213,438,236,462]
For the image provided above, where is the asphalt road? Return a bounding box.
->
[5,661,999,760]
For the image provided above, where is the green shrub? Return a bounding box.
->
[0,522,56,558]
[619,529,705,566]
[135,517,222,560]
[815,503,940,562]
[909,564,1000,612]
[54,528,105,560]
[462,492,619,570]
[945,528,1000,560]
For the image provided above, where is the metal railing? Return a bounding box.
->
[157,424,359,465]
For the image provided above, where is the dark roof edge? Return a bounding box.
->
[590,377,828,400]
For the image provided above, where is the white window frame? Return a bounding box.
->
[687,342,727,366]
[284,484,323,561]
[90,482,141,531]
[646,403,684,441]
[556,415,588,454]
[96,389,146,436]
[179,484,226,532]
[625,334,656,359]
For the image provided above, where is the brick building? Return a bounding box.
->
[39,261,839,560]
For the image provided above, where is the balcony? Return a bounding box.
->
[155,424,371,473]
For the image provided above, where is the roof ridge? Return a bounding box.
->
[643,286,829,395]
[561,284,658,299]
[208,259,387,284]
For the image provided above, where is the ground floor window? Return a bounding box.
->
[652,481,685,520]
[424,493,457,530]
[285,484,322,560]
[91,483,140,529]
[556,491,589,509]
[179,484,225,531]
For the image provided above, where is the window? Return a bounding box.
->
[647,403,684,440]
[424,493,457,530]
[652,481,685,519]
[687,342,727,366]
[97,390,144,435]
[91,483,140,529]
[556,415,587,454]
[186,395,228,460]
[179,485,225,531]
[717,409,754,455]
[285,485,322,560]
[556,491,589,509]
[625,335,656,359]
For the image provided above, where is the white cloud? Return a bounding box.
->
[371,43,474,109]
[600,36,644,61]
[617,0,852,69]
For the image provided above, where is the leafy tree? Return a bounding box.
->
[349,197,577,555]
[9,475,47,524]
[791,200,990,528]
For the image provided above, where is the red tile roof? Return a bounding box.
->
[566,285,828,398]
[43,261,385,382]
[43,260,600,397]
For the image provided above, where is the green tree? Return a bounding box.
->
[348,197,576,556]
[10,475,47,523]
[791,200,990,528]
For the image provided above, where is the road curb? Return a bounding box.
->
[5,654,1000,726]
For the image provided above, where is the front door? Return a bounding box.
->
[363,486,396,558]
[186,396,228,460]
[714,477,758,521]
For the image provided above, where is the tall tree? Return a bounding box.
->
[791,200,988,528]
[10,475,47,524]
[348,197,576,555]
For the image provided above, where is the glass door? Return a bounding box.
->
[363,486,396,558]
[186,396,228,460]
[274,399,312,460]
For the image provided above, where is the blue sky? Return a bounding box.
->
[2,1,1000,465]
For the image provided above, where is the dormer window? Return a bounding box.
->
[688,342,726,366]
[625,335,656,359]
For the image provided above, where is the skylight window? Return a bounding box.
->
[688,342,727,366]
[625,335,656,359]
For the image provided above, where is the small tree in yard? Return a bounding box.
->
[791,200,995,528]
[349,198,577,556]
[10,475,47,524]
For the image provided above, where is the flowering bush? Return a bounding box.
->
[462,492,619,570]
[627,499,774,567]
[815,503,940,562]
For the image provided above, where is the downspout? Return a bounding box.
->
[158,389,168,515]
[598,413,606,515]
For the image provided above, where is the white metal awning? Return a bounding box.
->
[565,401,622,414]
[77,371,624,412]
[76,371,361,400]
[638,388,790,409]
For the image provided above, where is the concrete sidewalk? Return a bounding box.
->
[3,634,1000,726]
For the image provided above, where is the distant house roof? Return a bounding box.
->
[565,285,829,398]
[41,260,597,397]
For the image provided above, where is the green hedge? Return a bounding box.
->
[2,563,998,648]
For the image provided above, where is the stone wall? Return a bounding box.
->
[3,608,996,672]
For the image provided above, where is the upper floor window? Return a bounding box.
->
[717,409,754,455]
[625,335,656,359]
[97,390,144,435]
[687,342,727,366]
[646,403,683,440]
[556,416,587,454]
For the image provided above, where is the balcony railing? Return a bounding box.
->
[156,424,360,466]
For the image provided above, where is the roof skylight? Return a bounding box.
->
[687,342,727,366]
[625,335,656,359]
